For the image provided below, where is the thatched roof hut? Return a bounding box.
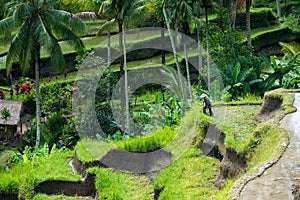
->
[0,100,23,126]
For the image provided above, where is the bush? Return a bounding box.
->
[21,114,66,150]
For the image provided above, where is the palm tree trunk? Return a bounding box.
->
[122,23,130,132]
[161,22,166,66]
[163,7,185,99]
[246,0,252,46]
[197,23,202,74]
[205,7,211,92]
[229,0,238,29]
[161,22,166,101]
[184,34,193,102]
[107,30,111,71]
[107,29,111,104]
[35,52,41,147]
[276,0,281,19]
[118,21,125,133]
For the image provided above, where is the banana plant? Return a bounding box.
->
[260,52,300,91]
[218,62,256,99]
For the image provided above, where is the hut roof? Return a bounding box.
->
[0,100,23,125]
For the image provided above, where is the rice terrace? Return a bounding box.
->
[0,0,299,199]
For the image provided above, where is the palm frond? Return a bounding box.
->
[13,3,33,26]
[45,15,85,55]
[69,15,86,36]
[6,20,32,75]
[46,9,73,26]
[48,37,65,74]
[0,16,15,35]
[97,19,117,36]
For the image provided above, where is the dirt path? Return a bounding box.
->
[240,93,300,200]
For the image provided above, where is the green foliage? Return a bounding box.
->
[260,52,300,91]
[0,107,10,120]
[40,82,73,114]
[133,95,184,133]
[0,150,79,199]
[207,23,261,75]
[61,117,80,149]
[108,130,130,141]
[8,144,50,165]
[22,114,67,149]
[42,113,66,148]
[88,167,152,200]
[115,126,175,152]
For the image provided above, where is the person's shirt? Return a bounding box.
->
[203,96,212,106]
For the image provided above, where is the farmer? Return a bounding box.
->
[201,93,213,116]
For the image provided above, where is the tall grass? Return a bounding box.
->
[115,127,175,152]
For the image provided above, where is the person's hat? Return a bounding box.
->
[200,93,207,98]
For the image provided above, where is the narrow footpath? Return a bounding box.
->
[240,93,300,200]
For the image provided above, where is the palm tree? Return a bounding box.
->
[0,0,85,147]
[171,0,195,102]
[151,0,167,67]
[98,0,149,133]
[162,6,185,100]
[193,1,203,74]
[200,0,213,92]
[246,0,251,46]
[276,0,281,20]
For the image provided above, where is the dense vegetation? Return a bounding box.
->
[0,0,299,199]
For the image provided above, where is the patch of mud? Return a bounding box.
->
[154,187,164,200]
[255,95,283,122]
[73,149,172,176]
[34,173,97,198]
[100,149,172,175]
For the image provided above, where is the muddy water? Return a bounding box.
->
[240,93,300,200]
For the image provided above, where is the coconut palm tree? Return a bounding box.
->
[193,1,203,74]
[98,0,149,133]
[0,0,85,147]
[150,0,167,66]
[162,6,185,100]
[169,0,195,102]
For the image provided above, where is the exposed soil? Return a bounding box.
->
[0,193,19,200]
[34,173,97,198]
[240,93,300,200]
[255,95,283,122]
[73,148,172,176]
